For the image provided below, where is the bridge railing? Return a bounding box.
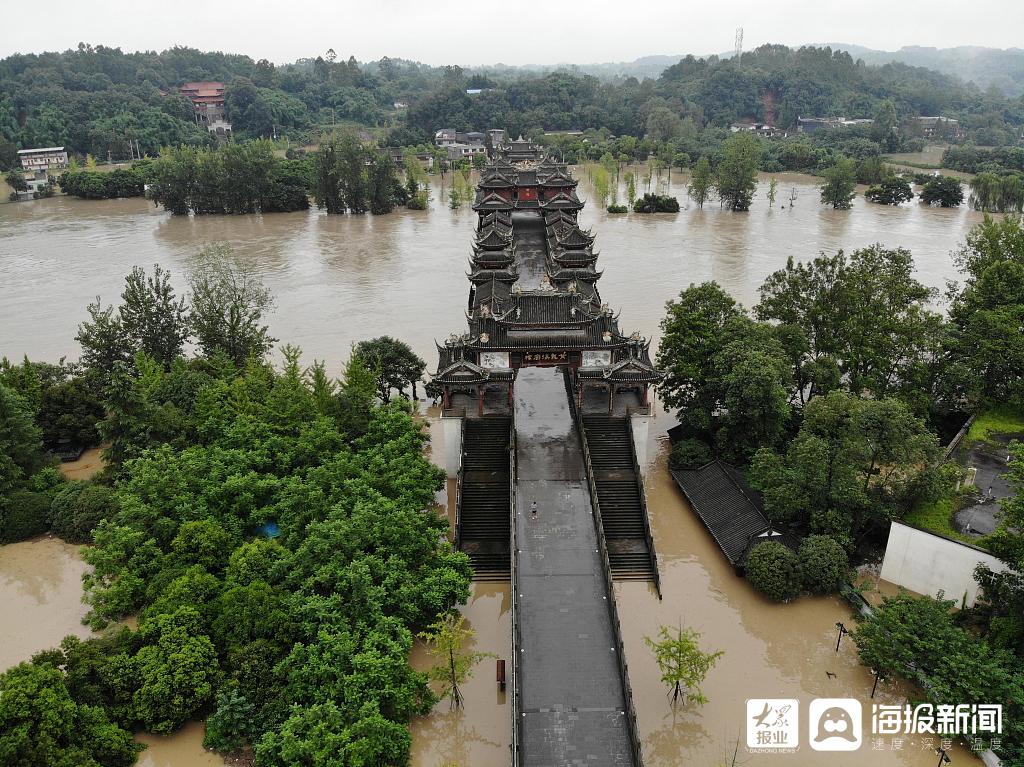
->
[624,412,662,600]
[453,415,467,549]
[508,416,522,766]
[566,371,646,767]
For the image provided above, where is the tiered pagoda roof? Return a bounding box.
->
[435,153,662,394]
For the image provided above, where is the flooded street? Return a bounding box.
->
[0,168,990,765]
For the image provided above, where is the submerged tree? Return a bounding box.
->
[188,244,277,365]
[688,156,713,209]
[820,156,858,209]
[353,336,426,401]
[714,133,761,212]
[644,624,723,706]
[418,612,493,710]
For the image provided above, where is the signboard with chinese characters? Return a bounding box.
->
[522,351,568,366]
[581,350,611,367]
[479,351,510,369]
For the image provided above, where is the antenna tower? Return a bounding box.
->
[734,27,744,60]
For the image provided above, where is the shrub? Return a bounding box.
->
[633,193,680,213]
[864,177,913,205]
[50,481,119,543]
[920,176,964,208]
[744,541,801,602]
[669,438,712,469]
[606,204,628,214]
[0,489,51,542]
[406,190,429,210]
[798,535,849,594]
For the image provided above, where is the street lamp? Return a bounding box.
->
[936,745,952,766]
[870,668,885,698]
[835,621,850,653]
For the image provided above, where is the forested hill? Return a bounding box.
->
[822,43,1024,98]
[1,42,1021,168]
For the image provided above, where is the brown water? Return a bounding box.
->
[618,415,974,766]
[0,536,93,669]
[136,721,224,767]
[0,170,989,373]
[0,170,990,765]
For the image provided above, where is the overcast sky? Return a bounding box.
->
[2,0,1021,66]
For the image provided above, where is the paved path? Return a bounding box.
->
[514,367,634,766]
[512,213,548,289]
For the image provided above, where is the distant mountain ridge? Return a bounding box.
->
[501,44,1024,97]
[820,44,1024,96]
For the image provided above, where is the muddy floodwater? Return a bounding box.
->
[0,169,991,765]
[617,414,974,766]
[0,169,990,372]
[0,536,93,669]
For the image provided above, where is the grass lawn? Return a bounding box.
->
[904,494,979,545]
[966,406,1024,446]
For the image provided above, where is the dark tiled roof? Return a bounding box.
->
[475,227,512,249]
[669,461,790,567]
[550,248,597,267]
[494,292,601,326]
[466,312,627,350]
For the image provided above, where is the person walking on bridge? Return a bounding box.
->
[530,501,538,520]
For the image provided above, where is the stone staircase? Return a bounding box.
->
[581,415,656,580]
[458,416,513,579]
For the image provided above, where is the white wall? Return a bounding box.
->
[441,415,463,479]
[880,522,1007,608]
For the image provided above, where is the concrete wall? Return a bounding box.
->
[441,415,463,479]
[880,522,1007,608]
[629,413,650,468]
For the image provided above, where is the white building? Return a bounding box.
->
[18,147,69,171]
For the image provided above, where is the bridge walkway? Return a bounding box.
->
[513,366,634,766]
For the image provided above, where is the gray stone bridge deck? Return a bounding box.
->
[514,366,633,766]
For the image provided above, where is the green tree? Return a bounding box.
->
[715,133,761,211]
[131,608,221,733]
[864,177,913,205]
[5,169,27,193]
[50,482,119,543]
[798,535,849,594]
[920,176,963,207]
[643,625,723,706]
[76,299,133,383]
[871,99,900,151]
[119,264,189,367]
[744,541,802,602]
[418,612,493,710]
[750,391,940,545]
[0,383,46,499]
[687,155,713,209]
[625,171,637,208]
[766,177,778,207]
[656,282,743,429]
[820,156,858,209]
[354,336,426,401]
[948,215,1024,407]
[188,245,277,366]
[854,592,1017,718]
[203,685,256,753]
[0,662,142,767]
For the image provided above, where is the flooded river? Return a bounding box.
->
[0,169,988,372]
[0,170,989,765]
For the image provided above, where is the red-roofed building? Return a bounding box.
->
[179,82,230,134]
